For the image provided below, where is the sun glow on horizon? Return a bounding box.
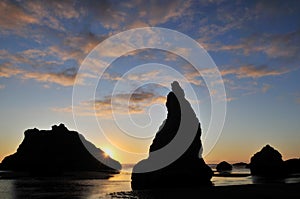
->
[103,147,114,158]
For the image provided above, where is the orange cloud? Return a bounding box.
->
[0,63,77,87]
[221,65,290,79]
[22,71,76,87]
[0,63,24,78]
[0,1,38,31]
[53,91,166,118]
[226,97,237,102]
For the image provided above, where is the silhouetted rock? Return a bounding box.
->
[249,144,286,177]
[131,81,213,190]
[0,124,121,175]
[233,162,249,168]
[216,161,233,172]
[284,158,300,174]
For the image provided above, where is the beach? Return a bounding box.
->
[1,165,300,199]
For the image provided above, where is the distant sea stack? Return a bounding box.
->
[131,81,213,190]
[0,124,121,175]
[216,161,233,172]
[249,144,286,177]
[284,158,300,174]
[232,162,248,168]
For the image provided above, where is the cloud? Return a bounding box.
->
[0,0,74,34]
[21,70,76,87]
[51,106,73,114]
[0,0,116,36]
[22,49,48,59]
[126,70,162,82]
[96,90,166,115]
[42,0,80,19]
[18,32,106,68]
[0,84,5,89]
[195,1,300,69]
[145,0,192,26]
[0,63,77,87]
[79,0,192,29]
[62,32,107,58]
[0,48,80,87]
[261,83,271,93]
[181,68,203,86]
[0,1,39,31]
[23,1,63,31]
[102,67,204,88]
[92,0,192,29]
[221,65,291,79]
[0,0,194,75]
[0,50,31,66]
[0,63,24,78]
[1,0,193,34]
[226,97,237,102]
[213,30,300,62]
[53,90,166,117]
[220,77,274,100]
[78,0,127,29]
[195,1,255,46]
[126,20,150,29]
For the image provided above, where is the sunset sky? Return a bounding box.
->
[0,0,300,165]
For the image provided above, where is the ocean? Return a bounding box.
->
[1,164,299,199]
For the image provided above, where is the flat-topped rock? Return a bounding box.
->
[0,124,121,175]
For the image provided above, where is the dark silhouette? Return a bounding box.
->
[0,124,121,176]
[284,158,300,174]
[232,162,249,168]
[131,81,213,190]
[216,161,233,172]
[249,144,286,177]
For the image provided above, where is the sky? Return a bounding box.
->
[0,0,300,165]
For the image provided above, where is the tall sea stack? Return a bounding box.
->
[131,81,213,190]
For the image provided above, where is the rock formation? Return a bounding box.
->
[232,162,248,168]
[216,161,233,172]
[284,158,300,174]
[0,124,121,175]
[249,144,286,177]
[131,81,213,190]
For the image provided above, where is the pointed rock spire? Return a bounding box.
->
[131,81,213,189]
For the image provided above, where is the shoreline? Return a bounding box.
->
[0,171,113,180]
[109,183,300,199]
[1,170,299,198]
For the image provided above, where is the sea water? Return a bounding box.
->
[1,165,299,199]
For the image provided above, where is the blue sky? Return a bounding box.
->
[0,0,300,164]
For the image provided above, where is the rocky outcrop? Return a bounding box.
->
[249,144,286,177]
[131,81,213,190]
[232,162,249,168]
[284,158,300,174]
[216,161,232,172]
[0,124,121,175]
